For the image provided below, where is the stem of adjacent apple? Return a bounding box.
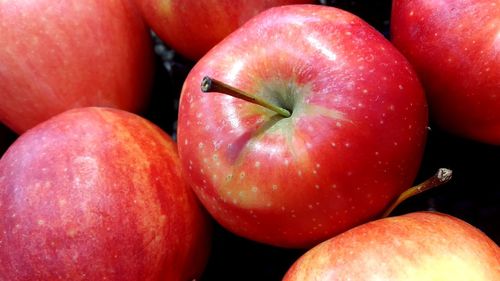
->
[381,168,453,218]
[201,76,292,118]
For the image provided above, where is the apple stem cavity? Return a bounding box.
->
[201,76,292,118]
[381,168,453,218]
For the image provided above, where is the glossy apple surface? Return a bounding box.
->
[134,0,314,60]
[391,0,500,144]
[0,0,154,134]
[0,107,211,281]
[177,5,428,248]
[283,212,500,280]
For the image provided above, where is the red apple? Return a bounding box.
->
[134,0,314,61]
[177,5,428,248]
[283,212,500,280]
[0,0,154,134]
[391,0,500,144]
[0,107,211,280]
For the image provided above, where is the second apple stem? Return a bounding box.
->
[201,76,292,118]
[381,168,453,218]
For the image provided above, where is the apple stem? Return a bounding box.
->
[201,76,292,118]
[381,168,453,218]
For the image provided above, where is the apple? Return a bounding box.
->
[390,0,500,144]
[133,0,314,61]
[0,107,211,280]
[283,211,500,280]
[177,5,428,248]
[0,0,154,134]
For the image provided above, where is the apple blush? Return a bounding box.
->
[391,0,500,144]
[177,5,429,248]
[133,0,315,60]
[0,107,211,281]
[0,0,154,134]
[283,211,500,280]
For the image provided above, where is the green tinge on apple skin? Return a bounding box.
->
[201,76,349,124]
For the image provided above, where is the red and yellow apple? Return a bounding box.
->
[134,0,314,61]
[0,107,211,280]
[283,212,500,280]
[391,0,500,144]
[0,0,154,134]
[177,5,428,248]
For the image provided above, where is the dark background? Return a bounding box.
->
[0,1,498,280]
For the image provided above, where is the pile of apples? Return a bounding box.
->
[0,0,498,280]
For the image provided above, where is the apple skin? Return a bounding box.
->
[177,5,428,248]
[134,0,314,61]
[0,107,211,281]
[0,0,154,134]
[283,212,500,280]
[391,0,500,144]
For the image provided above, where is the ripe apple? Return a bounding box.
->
[177,5,428,248]
[0,0,154,134]
[391,0,500,144]
[133,0,314,61]
[0,107,211,281]
[283,212,500,280]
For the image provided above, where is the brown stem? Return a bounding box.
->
[381,168,453,218]
[201,76,291,118]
